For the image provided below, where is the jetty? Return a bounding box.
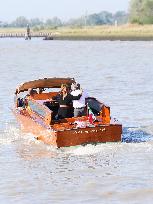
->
[0,32,53,38]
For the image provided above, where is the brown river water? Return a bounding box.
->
[0,38,153,204]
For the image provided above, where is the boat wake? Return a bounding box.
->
[59,126,153,156]
[122,126,153,143]
[0,123,22,145]
[0,122,45,146]
[60,142,121,156]
[1,122,153,158]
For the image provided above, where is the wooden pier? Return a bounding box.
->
[0,32,53,38]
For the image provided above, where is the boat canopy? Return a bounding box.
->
[16,77,75,94]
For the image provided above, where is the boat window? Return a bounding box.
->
[28,100,46,118]
[39,88,60,93]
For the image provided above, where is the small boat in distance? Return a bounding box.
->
[13,77,122,148]
[43,36,53,40]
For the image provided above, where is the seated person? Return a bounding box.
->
[26,88,37,97]
[52,84,82,119]
[38,88,45,94]
[16,97,24,108]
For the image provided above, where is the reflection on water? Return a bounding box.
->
[0,39,153,203]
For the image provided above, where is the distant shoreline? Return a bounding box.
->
[53,35,153,41]
[1,25,153,41]
[1,35,153,41]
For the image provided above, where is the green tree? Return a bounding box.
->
[45,17,62,28]
[11,16,29,27]
[51,17,62,27]
[129,0,153,24]
[66,11,128,26]
[46,18,53,26]
[113,11,128,25]
[30,18,43,27]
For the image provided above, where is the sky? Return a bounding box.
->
[0,0,130,22]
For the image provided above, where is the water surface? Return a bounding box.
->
[0,39,153,204]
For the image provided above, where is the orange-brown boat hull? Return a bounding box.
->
[13,109,122,148]
[56,124,122,147]
[13,109,57,146]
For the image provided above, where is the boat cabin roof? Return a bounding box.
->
[16,77,75,94]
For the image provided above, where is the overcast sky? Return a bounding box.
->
[0,0,130,22]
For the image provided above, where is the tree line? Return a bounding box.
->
[1,0,152,29]
[129,0,153,24]
[0,11,128,29]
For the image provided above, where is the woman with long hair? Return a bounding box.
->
[53,84,82,119]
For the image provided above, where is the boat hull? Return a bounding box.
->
[56,124,122,147]
[13,109,122,147]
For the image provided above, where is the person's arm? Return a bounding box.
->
[71,88,83,100]
[52,93,61,101]
[84,90,89,99]
[70,94,82,100]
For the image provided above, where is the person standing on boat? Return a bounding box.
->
[71,83,89,117]
[53,84,82,119]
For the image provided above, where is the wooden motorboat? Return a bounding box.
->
[13,77,122,147]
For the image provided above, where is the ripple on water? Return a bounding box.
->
[1,40,153,203]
